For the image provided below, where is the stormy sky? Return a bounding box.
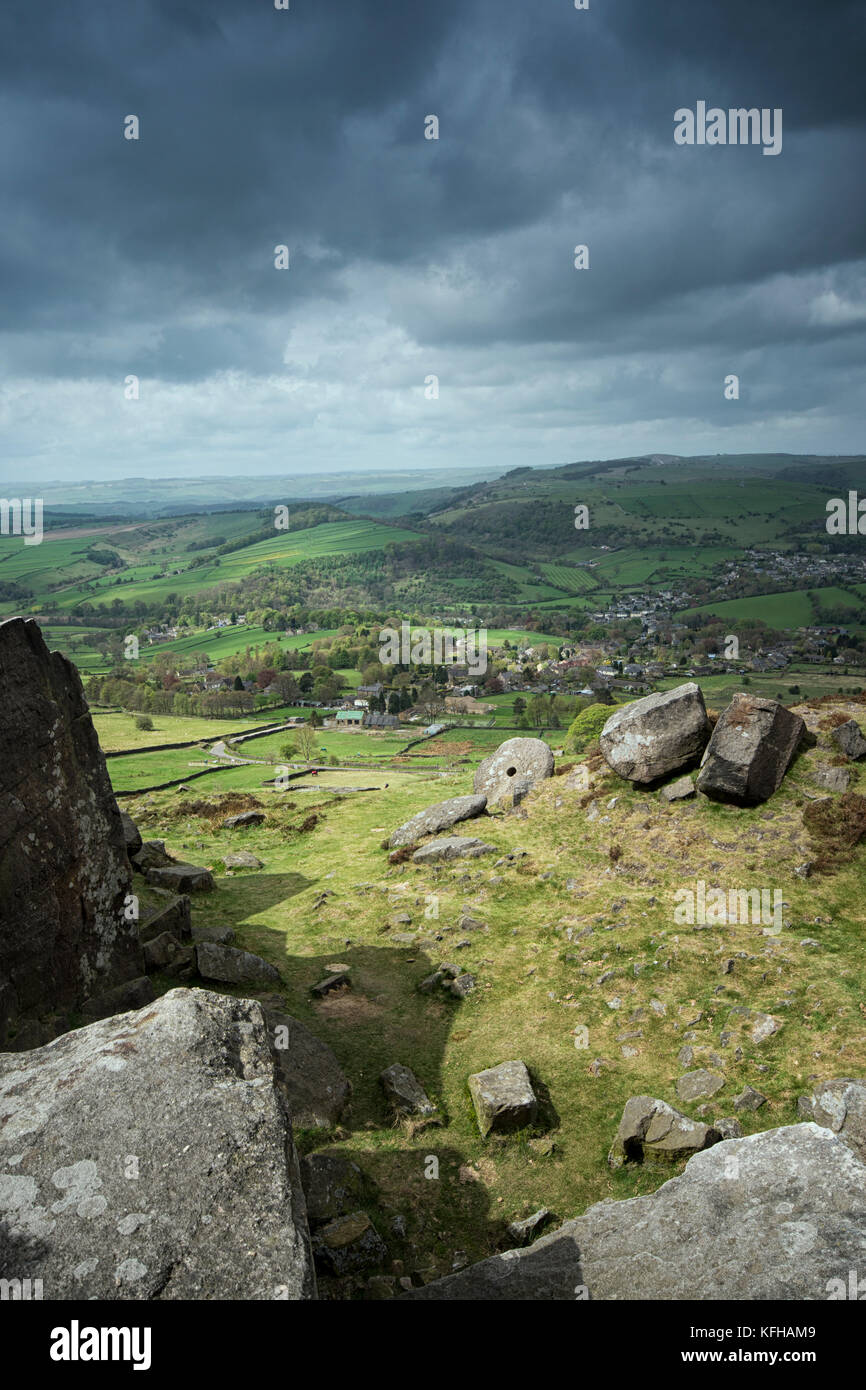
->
[1,0,864,484]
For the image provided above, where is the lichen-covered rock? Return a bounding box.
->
[468,1060,538,1138]
[599,684,711,785]
[222,851,263,870]
[676,1070,725,1103]
[195,941,280,986]
[388,795,488,849]
[660,775,696,802]
[0,617,142,1044]
[473,738,554,807]
[797,1077,866,1163]
[0,988,315,1299]
[403,1124,866,1300]
[813,764,852,792]
[608,1095,720,1167]
[696,694,805,805]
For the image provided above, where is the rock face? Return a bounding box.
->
[412,836,496,863]
[599,684,711,785]
[468,1060,538,1137]
[388,795,488,849]
[696,694,805,805]
[0,988,315,1299]
[473,738,554,807]
[831,719,866,760]
[196,941,281,986]
[265,1010,352,1129]
[403,1124,866,1300]
[797,1078,866,1163]
[608,1095,720,1167]
[0,617,142,1045]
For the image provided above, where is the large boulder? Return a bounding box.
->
[798,1078,866,1163]
[388,795,487,849]
[0,989,316,1299]
[599,683,710,785]
[196,941,280,986]
[264,1009,352,1129]
[831,719,866,760]
[403,1124,866,1299]
[0,617,142,1046]
[468,1060,538,1138]
[473,738,554,807]
[696,694,805,805]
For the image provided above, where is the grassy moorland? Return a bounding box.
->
[121,692,866,1289]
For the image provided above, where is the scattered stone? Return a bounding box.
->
[196,941,280,986]
[300,1153,365,1225]
[608,1095,720,1167]
[265,1010,352,1128]
[139,893,192,944]
[131,840,173,872]
[312,1212,387,1276]
[142,931,183,971]
[388,794,488,848]
[0,988,315,1298]
[380,1063,436,1116]
[311,971,351,998]
[677,1069,725,1102]
[222,810,266,829]
[190,925,235,945]
[449,973,476,998]
[735,1085,767,1112]
[507,1208,553,1246]
[831,719,866,760]
[600,683,711,785]
[714,1116,744,1140]
[412,837,497,863]
[697,694,805,805]
[813,764,852,792]
[677,1045,694,1068]
[726,1006,782,1045]
[660,775,696,802]
[468,1060,538,1138]
[222,850,263,870]
[146,863,215,893]
[473,737,554,807]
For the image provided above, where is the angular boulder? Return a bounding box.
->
[659,775,696,802]
[473,738,554,807]
[388,794,488,849]
[403,1124,866,1300]
[468,1060,538,1138]
[380,1063,436,1117]
[696,694,805,805]
[412,837,496,864]
[120,811,143,857]
[146,863,215,893]
[312,1211,386,1276]
[608,1095,720,1167]
[195,941,280,986]
[222,851,263,870]
[599,683,710,786]
[797,1078,866,1163]
[0,989,315,1299]
[138,891,191,944]
[831,719,866,760]
[264,1009,351,1129]
[0,617,142,1045]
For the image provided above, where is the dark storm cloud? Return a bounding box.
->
[0,0,864,476]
